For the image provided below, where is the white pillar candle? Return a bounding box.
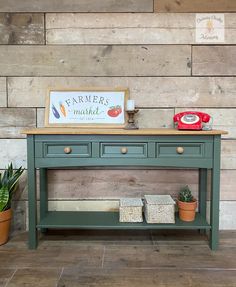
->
[126,100,135,111]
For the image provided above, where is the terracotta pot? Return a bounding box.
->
[177,200,197,222]
[0,208,12,245]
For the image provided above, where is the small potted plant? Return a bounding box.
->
[177,185,197,222]
[0,163,24,245]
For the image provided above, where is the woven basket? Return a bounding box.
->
[144,195,175,224]
[119,198,143,222]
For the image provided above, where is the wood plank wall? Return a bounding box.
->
[0,0,236,232]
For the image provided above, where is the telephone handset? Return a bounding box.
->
[173,111,211,130]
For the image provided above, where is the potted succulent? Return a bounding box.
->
[0,163,24,245]
[177,185,197,222]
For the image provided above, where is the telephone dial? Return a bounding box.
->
[173,111,211,130]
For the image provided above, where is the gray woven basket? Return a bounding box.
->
[144,195,175,223]
[119,198,143,222]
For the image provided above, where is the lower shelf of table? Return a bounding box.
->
[37,211,211,230]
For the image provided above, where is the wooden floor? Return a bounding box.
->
[0,230,236,287]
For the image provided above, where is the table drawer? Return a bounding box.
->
[156,142,208,158]
[42,142,91,158]
[100,142,148,158]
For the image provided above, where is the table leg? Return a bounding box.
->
[210,136,221,250]
[199,168,207,235]
[27,135,38,249]
[40,168,48,233]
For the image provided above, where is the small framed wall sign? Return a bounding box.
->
[45,88,129,128]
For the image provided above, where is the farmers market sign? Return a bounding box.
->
[45,88,129,128]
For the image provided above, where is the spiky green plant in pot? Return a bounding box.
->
[177,185,197,222]
[0,163,24,245]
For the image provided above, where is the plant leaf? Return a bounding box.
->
[0,187,9,211]
[0,164,24,211]
[8,168,24,199]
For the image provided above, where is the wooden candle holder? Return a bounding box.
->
[125,109,139,130]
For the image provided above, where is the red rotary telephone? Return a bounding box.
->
[173,111,211,130]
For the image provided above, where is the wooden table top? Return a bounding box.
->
[22,128,228,135]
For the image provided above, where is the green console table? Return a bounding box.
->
[23,128,227,250]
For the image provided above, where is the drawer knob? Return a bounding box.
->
[176,147,184,154]
[64,147,72,154]
[121,147,128,154]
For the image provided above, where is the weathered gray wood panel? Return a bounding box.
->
[222,140,236,170]
[11,200,27,234]
[0,45,191,76]
[18,169,197,200]
[46,13,194,30]
[45,169,236,201]
[0,0,153,12]
[0,108,36,138]
[37,108,44,127]
[218,202,236,230]
[0,13,44,44]
[137,109,174,129]
[193,46,236,76]
[18,169,236,201]
[220,170,236,200]
[46,13,236,45]
[175,108,236,139]
[0,77,6,107]
[47,25,194,45]
[37,108,174,129]
[8,77,236,108]
[0,139,26,168]
[46,13,194,45]
[46,13,236,30]
[155,0,236,12]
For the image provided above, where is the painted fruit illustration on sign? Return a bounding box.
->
[52,102,67,119]
[107,105,122,117]
[59,102,67,117]
[52,104,60,119]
